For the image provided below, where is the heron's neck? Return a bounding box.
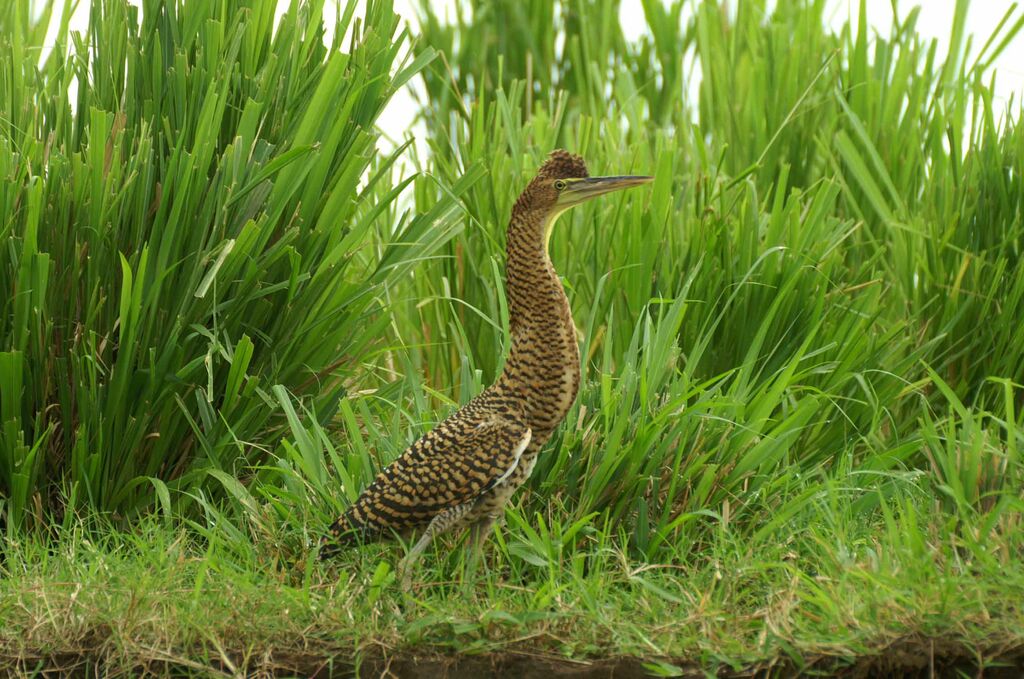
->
[497,211,581,433]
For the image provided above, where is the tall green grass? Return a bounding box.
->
[1,0,1022,579]
[0,0,481,529]
[391,0,1024,553]
[2,0,1024,673]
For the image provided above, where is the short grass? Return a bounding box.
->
[2,0,1024,676]
[2,501,1022,676]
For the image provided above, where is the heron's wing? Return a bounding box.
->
[324,414,531,546]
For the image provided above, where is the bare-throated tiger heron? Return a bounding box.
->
[319,150,652,588]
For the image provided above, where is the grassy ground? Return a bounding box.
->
[2,0,1024,676]
[1,506,1022,676]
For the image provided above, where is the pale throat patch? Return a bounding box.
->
[543,208,569,253]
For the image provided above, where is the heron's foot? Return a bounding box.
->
[398,559,414,592]
[398,532,433,592]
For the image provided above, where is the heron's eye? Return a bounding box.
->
[554,180,567,191]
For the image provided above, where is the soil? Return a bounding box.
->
[350,644,1024,679]
[5,637,1023,677]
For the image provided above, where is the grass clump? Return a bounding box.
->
[0,0,477,526]
[2,0,1024,675]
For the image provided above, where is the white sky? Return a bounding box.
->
[44,1,1024,145]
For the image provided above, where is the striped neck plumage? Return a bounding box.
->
[498,207,580,415]
[503,209,564,332]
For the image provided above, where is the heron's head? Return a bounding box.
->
[513,150,653,247]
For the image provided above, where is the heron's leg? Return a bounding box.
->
[397,532,432,591]
[469,514,499,547]
[464,513,500,584]
[398,504,468,591]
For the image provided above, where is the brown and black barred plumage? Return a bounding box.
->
[319,150,651,585]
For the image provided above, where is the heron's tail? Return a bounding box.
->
[318,514,364,560]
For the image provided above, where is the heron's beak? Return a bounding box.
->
[557,175,653,207]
